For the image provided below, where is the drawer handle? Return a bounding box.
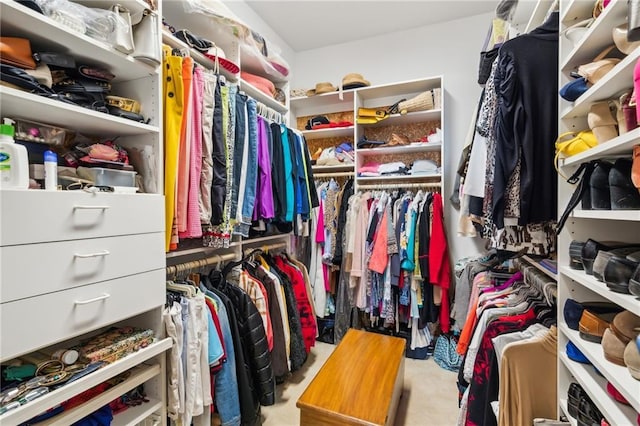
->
[73,205,110,210]
[74,250,110,259]
[75,293,111,305]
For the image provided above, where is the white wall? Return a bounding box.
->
[294,13,492,262]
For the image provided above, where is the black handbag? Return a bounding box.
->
[478,47,499,85]
[0,63,53,94]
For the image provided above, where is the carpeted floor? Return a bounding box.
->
[261,341,460,425]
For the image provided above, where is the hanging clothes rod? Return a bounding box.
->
[242,241,287,254]
[314,171,354,178]
[256,101,284,124]
[166,252,237,277]
[357,182,442,190]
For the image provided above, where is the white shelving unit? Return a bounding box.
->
[557,1,640,424]
[0,0,169,424]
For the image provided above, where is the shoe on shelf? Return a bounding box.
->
[603,256,639,294]
[603,327,627,366]
[632,145,640,189]
[609,158,640,209]
[569,240,586,269]
[630,264,640,297]
[589,161,613,210]
[592,246,640,281]
[606,382,630,405]
[567,382,586,418]
[624,338,640,380]
[579,308,621,343]
[611,311,640,344]
[577,395,604,426]
[588,101,619,144]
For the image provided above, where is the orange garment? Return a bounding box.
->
[457,271,492,354]
[176,57,193,234]
[163,46,184,251]
[368,207,388,274]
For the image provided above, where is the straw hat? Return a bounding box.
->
[342,73,370,90]
[306,82,337,96]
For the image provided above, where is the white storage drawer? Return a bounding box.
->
[0,190,164,246]
[0,232,164,303]
[0,269,164,362]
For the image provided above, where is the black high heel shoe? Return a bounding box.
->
[609,158,640,209]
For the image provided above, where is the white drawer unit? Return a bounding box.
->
[0,269,165,362]
[0,191,164,246]
[0,232,164,303]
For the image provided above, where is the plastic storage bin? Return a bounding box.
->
[77,166,137,187]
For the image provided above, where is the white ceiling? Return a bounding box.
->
[245,1,498,51]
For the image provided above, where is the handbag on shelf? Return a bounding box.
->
[356,107,389,124]
[133,9,161,65]
[398,90,434,114]
[110,4,135,54]
[554,130,598,176]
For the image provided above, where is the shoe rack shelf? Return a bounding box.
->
[561,47,640,119]
[560,324,640,412]
[560,0,628,71]
[562,127,640,166]
[559,350,638,424]
[557,0,640,423]
[570,209,640,221]
[560,267,640,315]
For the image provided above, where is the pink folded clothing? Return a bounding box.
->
[358,163,382,174]
[241,71,276,98]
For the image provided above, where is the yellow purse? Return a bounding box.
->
[356,108,388,124]
[554,130,598,176]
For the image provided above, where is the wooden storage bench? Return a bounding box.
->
[296,329,405,425]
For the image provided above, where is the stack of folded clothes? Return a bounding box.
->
[409,159,440,176]
[358,161,408,177]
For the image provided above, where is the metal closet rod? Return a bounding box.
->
[243,242,287,254]
[166,252,237,277]
[357,182,442,190]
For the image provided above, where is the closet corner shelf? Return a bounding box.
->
[112,399,162,426]
[290,90,356,110]
[559,398,578,426]
[312,164,355,173]
[0,1,157,82]
[560,266,640,315]
[302,126,354,140]
[561,48,640,120]
[0,86,160,136]
[357,142,442,156]
[559,324,640,413]
[356,76,442,100]
[521,255,558,280]
[36,365,160,426]
[356,174,441,182]
[0,338,171,426]
[561,0,595,24]
[359,109,441,128]
[560,0,628,71]
[570,209,640,221]
[559,351,638,425]
[561,127,640,166]
[161,30,238,82]
[239,80,288,114]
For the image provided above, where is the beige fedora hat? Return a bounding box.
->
[342,73,370,90]
[306,82,337,96]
